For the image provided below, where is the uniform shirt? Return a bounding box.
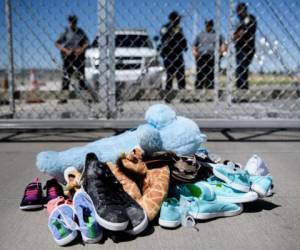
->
[235,14,256,52]
[56,27,89,50]
[160,22,187,58]
[193,30,224,55]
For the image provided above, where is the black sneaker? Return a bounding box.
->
[20,178,44,210]
[83,153,148,234]
[43,178,65,204]
[82,153,129,231]
[119,183,148,235]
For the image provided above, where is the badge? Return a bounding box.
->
[161,27,167,35]
[244,17,250,25]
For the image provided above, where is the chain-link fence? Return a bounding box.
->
[1,0,300,123]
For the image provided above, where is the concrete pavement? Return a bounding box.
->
[0,130,299,250]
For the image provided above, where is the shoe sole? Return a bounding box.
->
[80,188,129,231]
[212,168,250,193]
[266,188,273,197]
[82,230,103,244]
[72,190,103,243]
[189,204,243,220]
[216,191,258,203]
[54,230,78,246]
[19,204,44,210]
[158,218,181,228]
[125,210,149,235]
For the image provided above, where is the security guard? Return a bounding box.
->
[160,11,188,90]
[234,2,257,89]
[55,15,89,104]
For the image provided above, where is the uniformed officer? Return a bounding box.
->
[160,11,188,90]
[55,15,89,104]
[234,2,257,90]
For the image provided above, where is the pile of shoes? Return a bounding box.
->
[20,149,274,245]
[159,154,274,229]
[20,152,149,246]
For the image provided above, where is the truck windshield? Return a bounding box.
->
[91,34,153,48]
[116,35,153,48]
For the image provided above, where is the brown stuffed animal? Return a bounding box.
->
[107,147,170,221]
[63,167,82,199]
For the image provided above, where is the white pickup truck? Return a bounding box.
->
[85,29,164,94]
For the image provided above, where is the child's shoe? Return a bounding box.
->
[47,196,72,215]
[250,175,273,197]
[48,204,78,246]
[73,190,103,243]
[170,182,216,202]
[212,164,251,192]
[180,195,243,220]
[159,198,181,228]
[202,177,258,203]
[44,178,65,204]
[20,178,44,210]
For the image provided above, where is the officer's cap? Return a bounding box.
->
[236,2,247,13]
[168,11,181,21]
[68,15,78,23]
[205,19,214,26]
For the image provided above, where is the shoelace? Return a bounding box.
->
[179,198,198,231]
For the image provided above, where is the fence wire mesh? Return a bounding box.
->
[0,0,300,121]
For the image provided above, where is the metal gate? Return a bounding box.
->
[1,0,300,127]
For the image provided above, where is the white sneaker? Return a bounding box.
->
[244,155,269,176]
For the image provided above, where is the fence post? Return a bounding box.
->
[214,0,221,104]
[97,0,116,119]
[226,0,235,105]
[5,0,15,117]
[106,0,116,118]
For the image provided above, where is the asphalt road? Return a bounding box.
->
[0,130,299,250]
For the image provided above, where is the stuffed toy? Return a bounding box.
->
[36,104,207,182]
[107,147,170,221]
[63,167,82,198]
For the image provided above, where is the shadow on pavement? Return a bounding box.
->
[100,224,155,244]
[243,199,280,213]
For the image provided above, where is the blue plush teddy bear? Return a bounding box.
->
[36,104,207,181]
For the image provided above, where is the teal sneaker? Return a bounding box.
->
[212,164,250,192]
[250,175,273,197]
[169,183,216,201]
[201,177,258,203]
[159,198,181,228]
[180,195,243,220]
